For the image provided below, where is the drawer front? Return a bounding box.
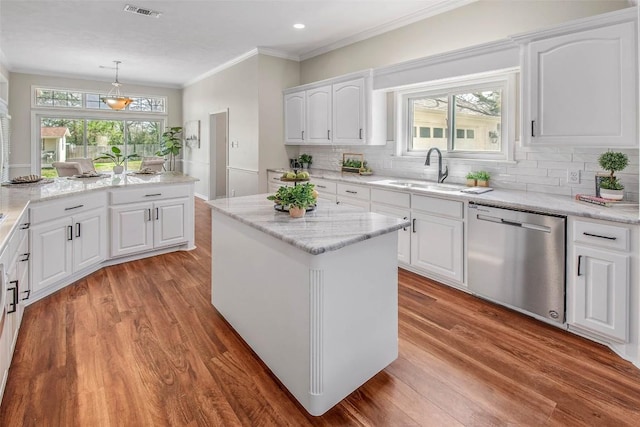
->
[110,184,191,205]
[310,178,337,194]
[411,194,462,219]
[30,192,107,224]
[337,183,370,201]
[371,188,410,208]
[574,219,630,251]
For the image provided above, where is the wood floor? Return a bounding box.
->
[1,198,640,426]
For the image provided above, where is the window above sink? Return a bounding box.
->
[395,69,518,162]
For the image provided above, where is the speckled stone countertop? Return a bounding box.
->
[208,193,410,255]
[0,172,198,253]
[270,169,640,225]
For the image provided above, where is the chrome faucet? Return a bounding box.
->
[425,147,448,183]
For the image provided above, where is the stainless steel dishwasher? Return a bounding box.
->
[467,203,566,323]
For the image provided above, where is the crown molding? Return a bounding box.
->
[184,49,260,87]
[299,0,477,61]
[257,47,300,62]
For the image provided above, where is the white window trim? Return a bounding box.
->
[395,69,518,162]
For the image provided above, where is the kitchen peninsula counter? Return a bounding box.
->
[208,194,409,416]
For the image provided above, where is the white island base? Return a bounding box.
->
[211,212,399,416]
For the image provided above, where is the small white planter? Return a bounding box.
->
[113,165,124,174]
[600,188,624,200]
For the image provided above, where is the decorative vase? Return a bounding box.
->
[289,206,306,218]
[113,165,124,174]
[600,188,624,201]
[477,179,489,187]
[466,178,477,187]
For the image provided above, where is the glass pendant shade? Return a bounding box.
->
[101,61,132,110]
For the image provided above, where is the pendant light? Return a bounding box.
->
[101,61,132,110]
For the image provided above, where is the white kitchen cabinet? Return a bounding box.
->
[30,193,107,295]
[306,85,332,144]
[371,188,411,265]
[30,207,106,294]
[336,183,370,211]
[267,171,293,194]
[521,19,637,147]
[410,194,464,285]
[332,78,365,144]
[109,185,193,258]
[283,71,385,146]
[569,218,632,342]
[310,177,337,204]
[410,211,463,283]
[284,92,305,144]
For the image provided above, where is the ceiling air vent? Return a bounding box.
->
[123,4,161,18]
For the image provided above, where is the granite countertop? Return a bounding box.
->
[208,194,410,255]
[270,169,640,225]
[0,172,198,253]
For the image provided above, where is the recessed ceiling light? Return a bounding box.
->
[293,23,306,29]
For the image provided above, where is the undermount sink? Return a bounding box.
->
[372,179,466,192]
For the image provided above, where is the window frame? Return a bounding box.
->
[396,70,517,161]
[32,85,167,114]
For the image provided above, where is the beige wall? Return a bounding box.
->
[0,61,9,103]
[300,0,629,83]
[182,53,299,198]
[8,72,182,177]
[258,54,300,192]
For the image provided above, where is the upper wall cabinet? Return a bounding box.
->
[284,71,385,146]
[517,10,637,147]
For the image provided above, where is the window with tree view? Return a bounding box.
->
[401,71,513,160]
[40,117,162,177]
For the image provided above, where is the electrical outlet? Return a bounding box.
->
[230,189,236,197]
[567,169,580,184]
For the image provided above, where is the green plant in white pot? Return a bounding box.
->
[598,151,628,200]
[94,146,139,174]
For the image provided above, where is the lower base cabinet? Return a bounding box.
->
[410,211,464,283]
[110,197,189,258]
[30,208,106,294]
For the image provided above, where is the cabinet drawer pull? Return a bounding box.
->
[316,185,327,189]
[577,255,584,276]
[67,225,73,241]
[65,204,84,211]
[328,130,331,140]
[20,253,30,262]
[345,190,358,194]
[412,218,417,233]
[147,209,152,222]
[583,232,617,241]
[302,130,304,140]
[359,128,363,139]
[145,193,162,197]
[20,222,30,230]
[8,280,18,314]
[21,289,31,301]
[402,216,408,232]
[76,222,81,238]
[531,120,535,137]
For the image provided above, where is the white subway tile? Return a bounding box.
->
[516,175,560,185]
[526,184,572,196]
[506,167,548,176]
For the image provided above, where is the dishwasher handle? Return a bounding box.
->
[476,214,551,233]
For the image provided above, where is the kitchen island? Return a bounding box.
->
[208,194,409,415]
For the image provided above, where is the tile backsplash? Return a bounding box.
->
[294,143,639,202]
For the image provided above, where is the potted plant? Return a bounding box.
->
[299,153,313,170]
[94,146,139,174]
[598,151,628,200]
[156,127,183,172]
[476,171,490,187]
[466,172,477,187]
[268,183,316,218]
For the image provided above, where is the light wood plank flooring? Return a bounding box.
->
[1,197,640,426]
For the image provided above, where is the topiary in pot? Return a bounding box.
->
[466,172,477,187]
[475,171,490,187]
[598,151,628,200]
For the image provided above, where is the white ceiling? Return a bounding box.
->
[0,0,475,88]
